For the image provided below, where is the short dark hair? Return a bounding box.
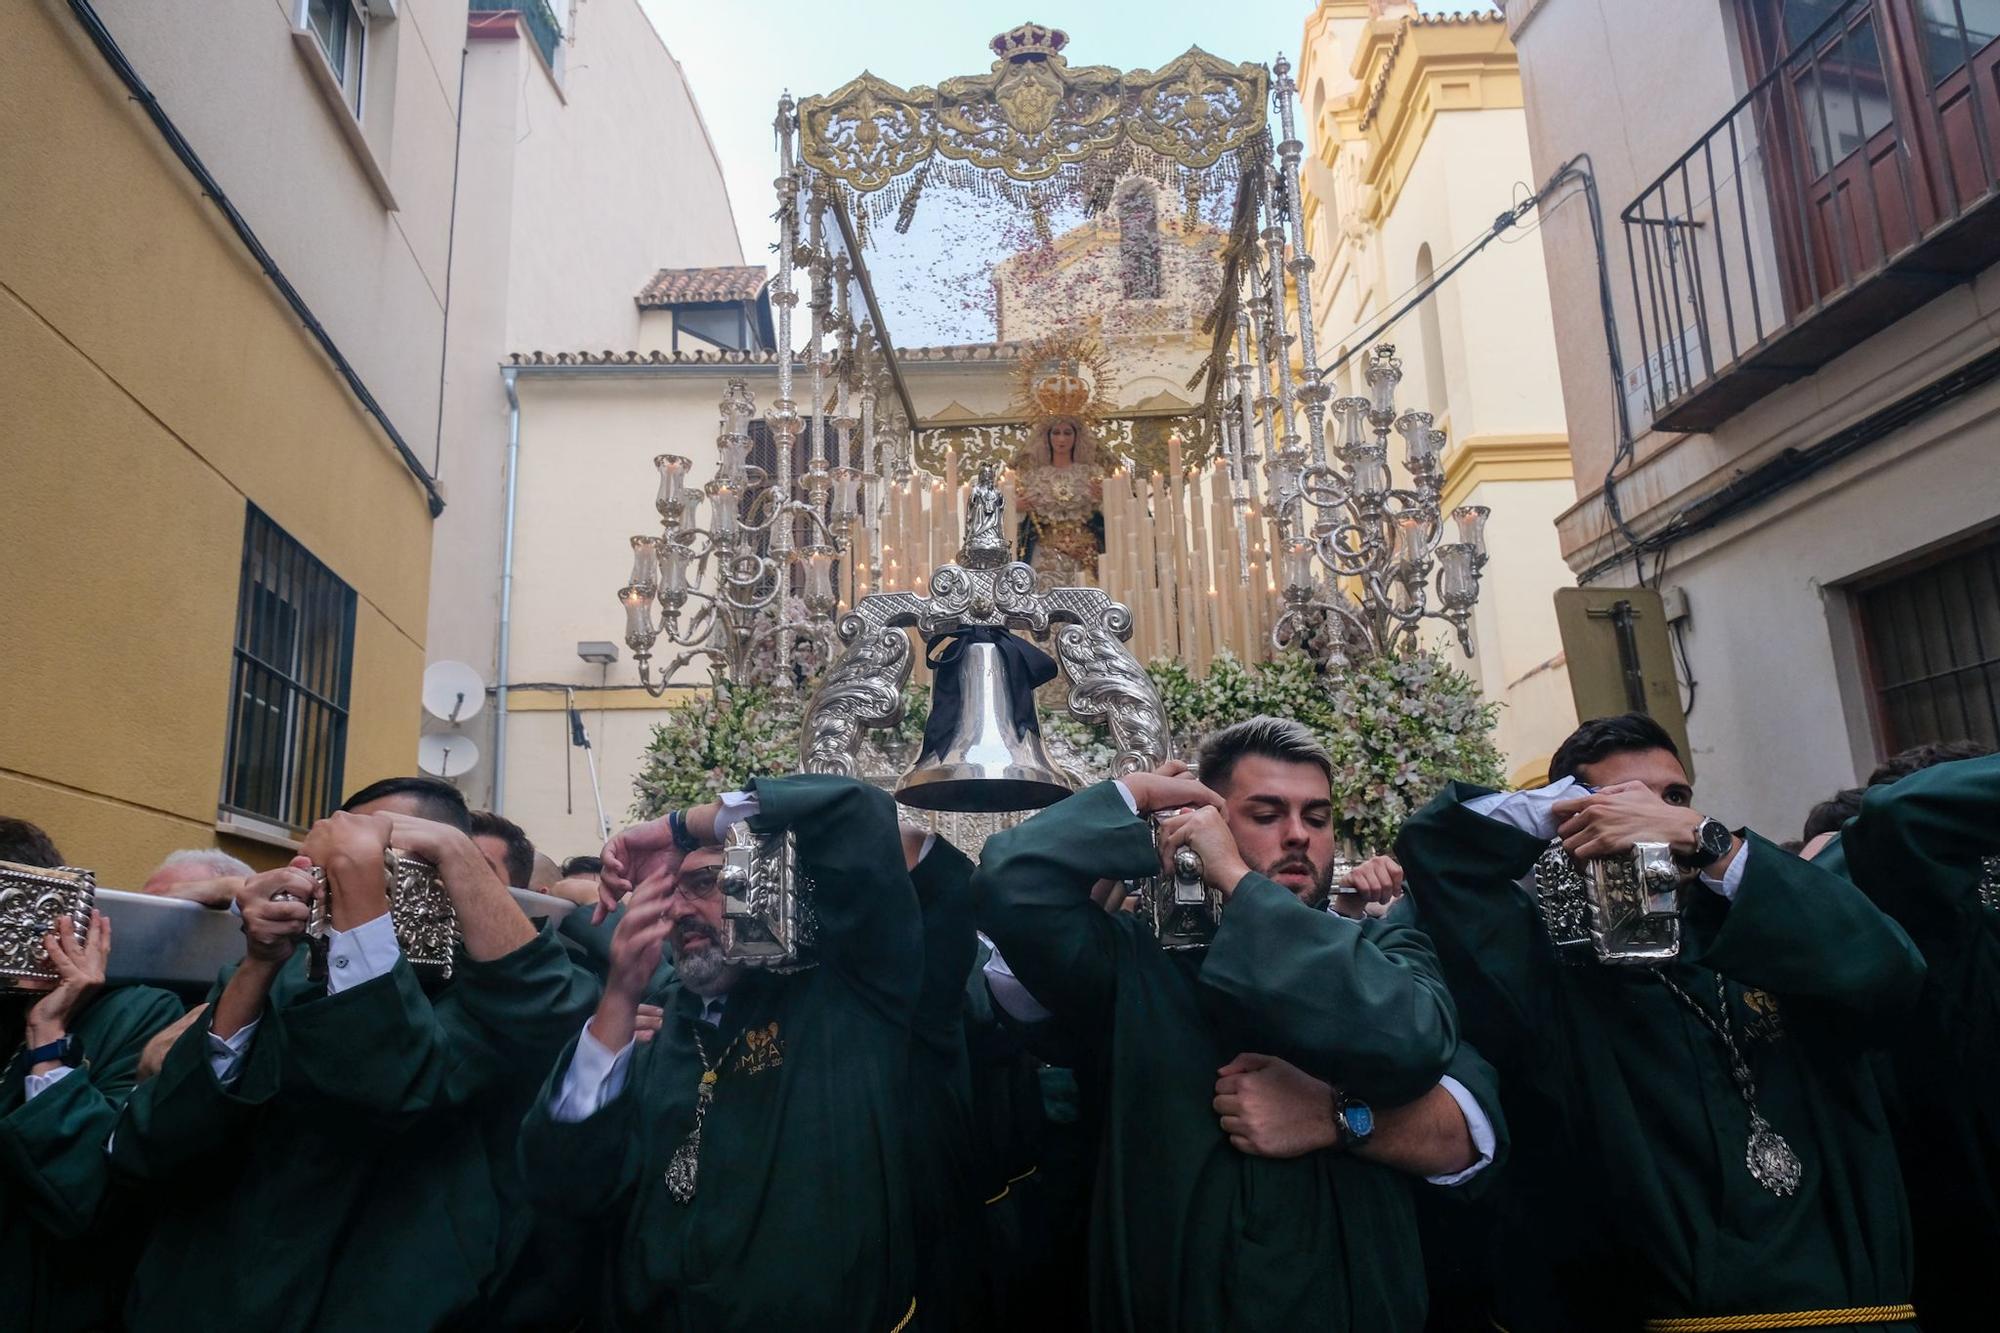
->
[1866,740,1992,788]
[341,776,472,831]
[1549,713,1682,784]
[0,817,64,869]
[560,854,603,878]
[1195,716,1336,794]
[468,810,536,888]
[1802,787,1864,840]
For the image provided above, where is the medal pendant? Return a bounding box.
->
[664,1080,714,1204]
[1746,1114,1803,1196]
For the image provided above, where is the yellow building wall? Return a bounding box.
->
[0,2,432,887]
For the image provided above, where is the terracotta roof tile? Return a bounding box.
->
[635,265,770,307]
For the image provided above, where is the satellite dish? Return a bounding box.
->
[422,660,487,723]
[418,732,480,779]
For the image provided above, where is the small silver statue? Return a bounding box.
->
[962,462,1010,570]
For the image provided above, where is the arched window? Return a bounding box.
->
[1415,243,1453,425]
[1118,181,1162,300]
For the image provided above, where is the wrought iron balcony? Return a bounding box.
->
[470,0,562,72]
[1621,0,2000,432]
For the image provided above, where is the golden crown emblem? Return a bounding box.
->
[990,22,1069,64]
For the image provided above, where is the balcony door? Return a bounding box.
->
[1745,0,1939,311]
[1907,1,2000,210]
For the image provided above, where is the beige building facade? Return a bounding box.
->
[1505,0,2000,835]
[418,0,745,860]
[2,0,461,885]
[1298,1,1578,783]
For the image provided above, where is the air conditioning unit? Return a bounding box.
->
[362,0,397,19]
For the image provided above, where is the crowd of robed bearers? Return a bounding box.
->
[2,710,1995,1332]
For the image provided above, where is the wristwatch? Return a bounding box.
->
[667,808,699,854]
[1335,1096,1375,1148]
[1679,816,1734,869]
[24,1033,83,1069]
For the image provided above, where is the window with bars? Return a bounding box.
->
[1856,530,2000,753]
[220,506,357,833]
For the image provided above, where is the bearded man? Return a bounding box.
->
[972,716,1474,1331]
[518,775,948,1331]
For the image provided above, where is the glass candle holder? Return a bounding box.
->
[1395,411,1437,472]
[1366,344,1402,417]
[707,481,740,542]
[831,467,860,524]
[660,541,693,606]
[796,544,837,614]
[1393,511,1428,567]
[1351,447,1392,503]
[720,380,755,437]
[627,536,659,594]
[1451,504,1490,558]
[619,587,656,646]
[1438,544,1480,609]
[654,454,692,518]
[1281,536,1319,599]
[1331,396,1371,451]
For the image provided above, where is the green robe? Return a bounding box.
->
[516,774,926,1331]
[1396,783,1926,1331]
[1822,753,2000,1330]
[973,780,1457,1332]
[114,927,598,1333]
[0,983,184,1333]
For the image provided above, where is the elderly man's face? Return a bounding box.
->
[142,861,223,895]
[1215,755,1339,906]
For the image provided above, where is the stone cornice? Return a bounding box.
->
[1440,432,1572,512]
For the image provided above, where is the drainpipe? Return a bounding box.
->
[495,367,521,812]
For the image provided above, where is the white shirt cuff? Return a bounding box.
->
[1425,1074,1498,1186]
[326,912,402,993]
[713,790,760,842]
[981,938,1054,1024]
[548,1023,636,1123]
[1463,776,1583,841]
[207,1019,259,1088]
[1112,779,1138,814]
[23,1064,75,1100]
[1699,839,1750,900]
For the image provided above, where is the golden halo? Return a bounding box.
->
[1012,331,1117,428]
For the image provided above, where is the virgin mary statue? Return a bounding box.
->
[1012,414,1105,586]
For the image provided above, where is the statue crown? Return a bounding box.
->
[991,23,1069,64]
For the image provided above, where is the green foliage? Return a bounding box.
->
[1144,649,1503,853]
[630,648,1502,855]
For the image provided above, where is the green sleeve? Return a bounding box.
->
[1688,831,1926,1016]
[972,780,1160,1027]
[515,1033,644,1219]
[1394,782,1559,1058]
[748,774,923,1019]
[1199,874,1457,1104]
[0,987,184,1238]
[112,997,281,1186]
[911,837,979,1064]
[278,928,597,1122]
[1834,753,2000,947]
[1434,1035,1509,1201]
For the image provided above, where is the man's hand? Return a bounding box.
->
[1214,1053,1340,1158]
[634,1003,665,1045]
[25,911,111,1053]
[372,812,502,899]
[300,811,392,928]
[1120,770,1225,817]
[1552,781,1710,859]
[1158,805,1252,898]
[589,865,678,1050]
[236,863,318,966]
[1341,854,1404,903]
[147,876,242,909]
[597,800,725,925]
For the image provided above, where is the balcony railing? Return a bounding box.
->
[470,0,562,72]
[1621,0,2000,432]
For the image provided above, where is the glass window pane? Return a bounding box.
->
[307,0,346,76]
[1799,17,1893,176]
[1919,0,2000,85]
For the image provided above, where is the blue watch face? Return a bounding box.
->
[1344,1102,1374,1139]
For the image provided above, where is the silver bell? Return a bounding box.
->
[895,640,1072,813]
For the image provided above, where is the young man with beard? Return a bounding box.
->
[113,777,598,1332]
[971,717,1467,1331]
[1395,713,1927,1331]
[518,774,943,1330]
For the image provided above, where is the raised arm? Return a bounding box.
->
[1198,875,1456,1103]
[1394,782,1565,1055]
[1833,752,2000,947]
[972,776,1205,1028]
[747,774,923,1019]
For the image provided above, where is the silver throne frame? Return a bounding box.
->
[719,550,1191,964]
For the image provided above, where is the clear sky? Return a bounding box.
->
[636,2,1487,343]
